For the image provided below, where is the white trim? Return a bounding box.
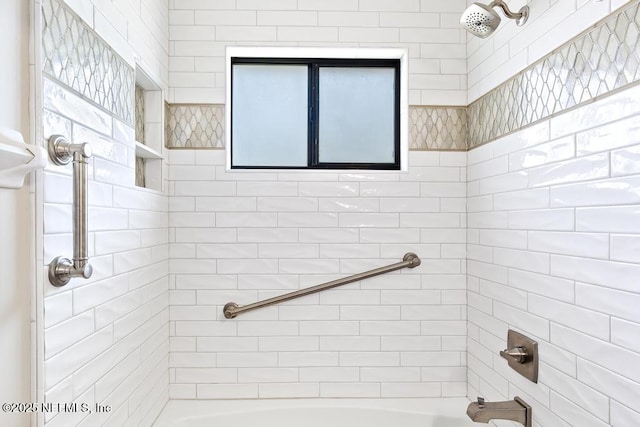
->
[225,46,409,172]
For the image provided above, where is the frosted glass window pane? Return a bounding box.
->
[232,64,308,167]
[318,67,396,164]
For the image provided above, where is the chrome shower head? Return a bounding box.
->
[460,0,529,38]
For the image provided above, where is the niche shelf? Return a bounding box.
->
[134,66,165,192]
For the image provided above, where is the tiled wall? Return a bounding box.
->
[168,0,468,106]
[467,82,640,426]
[468,0,640,148]
[467,0,635,102]
[167,150,467,399]
[39,0,169,426]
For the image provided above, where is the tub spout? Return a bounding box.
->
[466,396,531,427]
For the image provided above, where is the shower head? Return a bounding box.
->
[460,0,529,38]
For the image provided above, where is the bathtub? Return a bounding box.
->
[153,398,477,427]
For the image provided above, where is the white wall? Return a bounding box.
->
[467,82,640,426]
[467,0,635,102]
[0,0,32,426]
[168,0,469,106]
[38,0,171,426]
[167,150,468,399]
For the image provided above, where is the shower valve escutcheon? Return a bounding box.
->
[500,329,539,383]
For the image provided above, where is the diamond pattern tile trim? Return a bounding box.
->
[410,106,467,150]
[42,0,134,125]
[135,157,146,188]
[135,85,145,143]
[166,104,225,149]
[468,0,640,148]
[165,104,464,150]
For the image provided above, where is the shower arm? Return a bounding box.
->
[489,0,527,20]
[48,135,93,287]
[223,253,421,319]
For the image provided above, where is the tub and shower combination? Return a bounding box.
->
[154,398,476,427]
[153,253,476,426]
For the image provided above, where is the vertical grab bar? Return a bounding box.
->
[47,135,93,287]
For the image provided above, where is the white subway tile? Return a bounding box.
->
[508,136,575,171]
[44,292,73,328]
[320,383,380,397]
[529,153,609,188]
[362,367,421,382]
[468,156,508,181]
[611,144,640,177]
[611,234,640,263]
[552,255,640,293]
[479,279,527,309]
[493,188,549,211]
[381,382,441,397]
[238,367,298,383]
[531,294,610,340]
[258,197,318,212]
[611,401,640,427]
[360,228,420,243]
[551,176,640,207]
[259,383,319,398]
[237,321,298,336]
[508,269,574,303]
[494,302,549,340]
[175,367,237,383]
[577,205,640,233]
[468,212,508,229]
[579,358,640,415]
[577,283,640,324]
[400,213,459,228]
[549,392,610,427]
[298,0,358,10]
[299,182,359,197]
[381,336,441,351]
[320,336,380,351]
[508,208,575,231]
[197,337,257,352]
[196,384,257,399]
[493,247,549,274]
[175,321,236,337]
[299,321,359,336]
[478,171,528,195]
[421,182,466,197]
[576,114,640,155]
[360,321,420,336]
[555,324,640,384]
[45,311,95,357]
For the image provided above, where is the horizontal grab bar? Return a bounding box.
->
[223,252,421,319]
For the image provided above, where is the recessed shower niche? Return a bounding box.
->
[134,66,165,192]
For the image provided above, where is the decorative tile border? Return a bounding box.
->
[42,0,135,124]
[409,106,467,150]
[166,104,225,149]
[135,85,145,143]
[165,104,466,150]
[468,0,640,148]
[135,157,146,187]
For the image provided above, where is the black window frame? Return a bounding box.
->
[230,57,401,170]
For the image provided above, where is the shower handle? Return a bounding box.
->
[48,135,93,287]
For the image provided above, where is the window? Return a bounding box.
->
[227,48,407,170]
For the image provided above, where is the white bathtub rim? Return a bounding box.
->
[153,397,472,427]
